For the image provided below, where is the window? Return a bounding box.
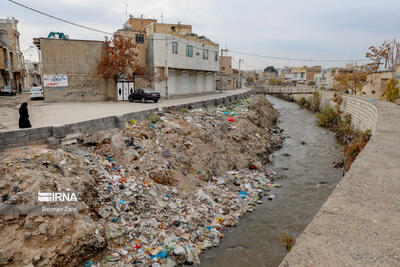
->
[222,66,225,70]
[214,51,218,61]
[372,90,376,94]
[172,41,178,54]
[186,45,193,57]
[135,34,144,44]
[203,49,208,60]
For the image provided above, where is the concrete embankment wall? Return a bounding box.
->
[0,90,253,150]
[291,91,378,131]
[280,92,400,266]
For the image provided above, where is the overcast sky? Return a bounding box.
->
[1,0,400,70]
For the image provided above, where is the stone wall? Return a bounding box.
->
[280,93,400,266]
[0,90,253,150]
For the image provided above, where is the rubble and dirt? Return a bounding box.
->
[0,95,285,266]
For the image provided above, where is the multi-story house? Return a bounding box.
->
[325,67,348,89]
[361,65,400,98]
[216,55,241,90]
[145,22,219,97]
[306,65,322,83]
[114,18,155,91]
[280,65,321,86]
[314,69,327,89]
[220,56,233,74]
[0,17,24,92]
[24,60,41,90]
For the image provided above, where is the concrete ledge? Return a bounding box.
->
[280,95,400,266]
[0,90,253,150]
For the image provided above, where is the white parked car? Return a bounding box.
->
[30,87,44,100]
[0,85,16,96]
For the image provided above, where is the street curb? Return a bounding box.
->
[0,90,255,150]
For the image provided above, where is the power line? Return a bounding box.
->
[10,0,369,64]
[227,49,368,63]
[8,0,113,35]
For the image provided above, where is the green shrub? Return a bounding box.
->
[381,78,399,102]
[336,114,353,143]
[177,108,189,113]
[316,107,338,127]
[298,97,307,107]
[147,114,162,123]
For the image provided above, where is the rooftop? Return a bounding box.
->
[33,37,104,49]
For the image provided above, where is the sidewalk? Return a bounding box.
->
[0,89,249,132]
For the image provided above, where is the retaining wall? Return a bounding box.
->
[292,91,378,132]
[280,93,400,266]
[0,90,253,150]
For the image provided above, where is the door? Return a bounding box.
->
[128,82,134,96]
[117,82,123,101]
[123,82,129,101]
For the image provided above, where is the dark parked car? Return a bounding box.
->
[129,88,160,103]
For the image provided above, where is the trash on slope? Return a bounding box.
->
[0,95,285,266]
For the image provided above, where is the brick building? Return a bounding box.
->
[0,17,24,92]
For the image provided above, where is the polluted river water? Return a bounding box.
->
[200,95,344,266]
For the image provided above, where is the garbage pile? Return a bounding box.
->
[0,147,107,266]
[0,95,285,266]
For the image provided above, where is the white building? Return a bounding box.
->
[24,60,41,91]
[314,70,327,89]
[145,22,219,97]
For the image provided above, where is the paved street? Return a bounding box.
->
[0,89,249,132]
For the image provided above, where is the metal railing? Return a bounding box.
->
[264,85,317,94]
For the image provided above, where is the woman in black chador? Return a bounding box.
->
[19,102,32,129]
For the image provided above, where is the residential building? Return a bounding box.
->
[114,22,152,89]
[279,65,321,86]
[290,66,307,84]
[34,38,115,102]
[264,71,277,84]
[145,21,219,97]
[232,69,240,88]
[361,65,400,98]
[24,60,41,90]
[216,56,241,90]
[314,69,327,88]
[126,17,157,32]
[325,67,348,89]
[0,17,24,92]
[306,65,322,83]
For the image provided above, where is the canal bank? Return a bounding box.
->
[280,93,400,266]
[200,95,344,266]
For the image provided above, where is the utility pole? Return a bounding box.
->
[218,48,228,92]
[124,3,128,22]
[238,59,244,88]
[221,48,228,57]
[165,35,169,99]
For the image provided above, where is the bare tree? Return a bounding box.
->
[366,38,400,72]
